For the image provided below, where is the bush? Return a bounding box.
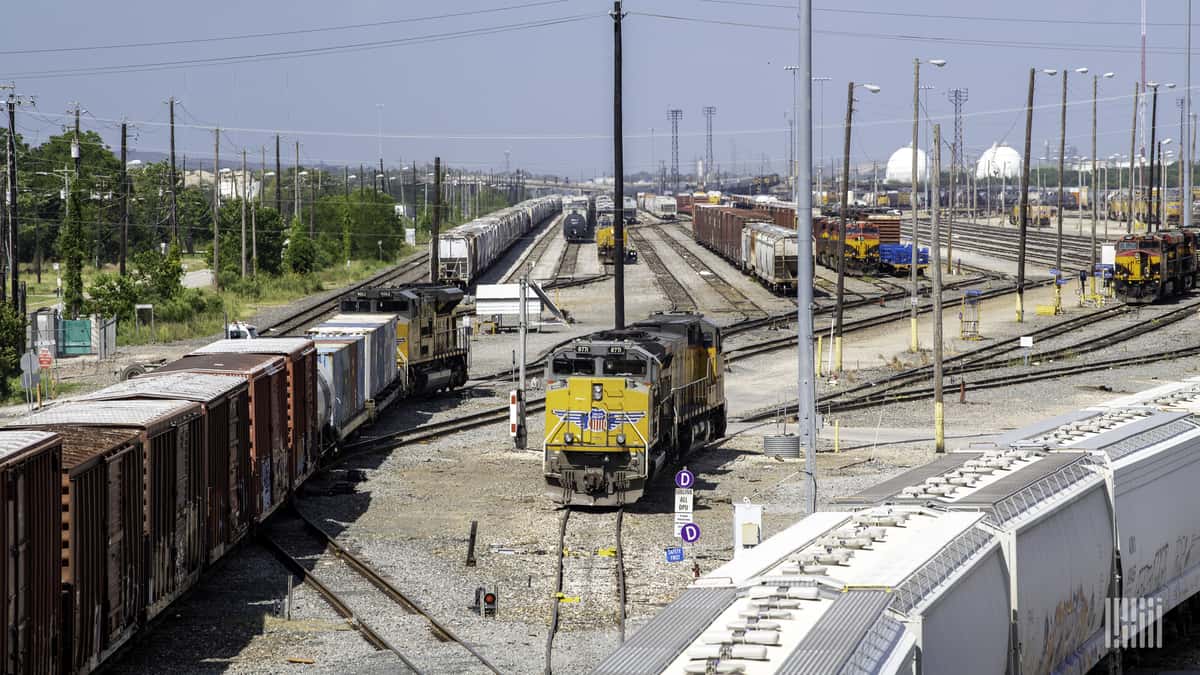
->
[0,304,22,399]
[284,217,317,275]
[156,287,225,323]
[85,273,138,322]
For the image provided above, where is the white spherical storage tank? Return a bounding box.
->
[884,144,928,183]
[975,142,1022,179]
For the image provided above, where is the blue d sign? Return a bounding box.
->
[674,469,695,489]
[680,522,701,543]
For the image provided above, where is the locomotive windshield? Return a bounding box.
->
[1118,241,1140,251]
[552,355,596,375]
[603,357,647,376]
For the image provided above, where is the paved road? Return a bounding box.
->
[183,269,214,289]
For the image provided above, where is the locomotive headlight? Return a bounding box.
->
[564,432,575,444]
[592,383,604,401]
[616,434,627,446]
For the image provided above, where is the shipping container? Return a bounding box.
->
[311,335,365,424]
[309,312,398,396]
[0,431,62,675]
[315,342,361,432]
[308,314,398,400]
[153,354,290,521]
[740,221,798,291]
[10,400,208,627]
[190,338,320,491]
[79,372,253,562]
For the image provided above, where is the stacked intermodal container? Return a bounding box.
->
[190,338,320,489]
[308,314,398,400]
[0,431,62,675]
[79,372,254,563]
[316,341,362,431]
[153,354,291,519]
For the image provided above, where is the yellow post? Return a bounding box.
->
[909,317,918,352]
[934,400,945,453]
[834,336,843,373]
[816,334,823,377]
[1015,295,1024,323]
[834,419,840,453]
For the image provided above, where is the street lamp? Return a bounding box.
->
[909,57,946,353]
[1089,71,1115,263]
[1043,65,1088,270]
[833,81,881,373]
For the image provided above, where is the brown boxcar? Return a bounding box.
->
[0,431,62,675]
[80,372,253,563]
[188,339,319,491]
[153,354,290,521]
[10,400,207,648]
[693,205,777,269]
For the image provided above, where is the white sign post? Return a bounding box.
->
[674,487,694,537]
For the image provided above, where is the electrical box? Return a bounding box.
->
[733,501,763,559]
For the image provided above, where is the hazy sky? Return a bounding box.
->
[3,1,1196,179]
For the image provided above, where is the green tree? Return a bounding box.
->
[252,206,285,276]
[0,303,23,399]
[58,190,86,318]
[283,217,316,274]
[85,273,138,322]
[132,242,183,301]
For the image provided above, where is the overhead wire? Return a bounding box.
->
[0,0,571,56]
[1,14,601,80]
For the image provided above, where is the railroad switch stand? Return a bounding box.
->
[960,290,983,340]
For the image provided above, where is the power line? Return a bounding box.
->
[0,0,571,56]
[1,14,599,80]
[695,0,1195,28]
[629,12,1197,56]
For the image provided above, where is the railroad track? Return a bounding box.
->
[545,508,627,673]
[503,216,562,284]
[627,227,698,311]
[261,506,501,675]
[264,252,431,336]
[644,224,768,319]
[906,218,1093,271]
[736,294,1200,422]
[556,242,582,280]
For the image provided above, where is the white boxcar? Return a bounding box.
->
[651,195,677,220]
[437,196,561,285]
[740,221,798,291]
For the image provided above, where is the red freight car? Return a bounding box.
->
[0,431,62,675]
[189,338,320,489]
[80,372,254,563]
[154,354,290,521]
[692,204,777,269]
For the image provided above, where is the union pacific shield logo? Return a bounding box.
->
[553,408,647,433]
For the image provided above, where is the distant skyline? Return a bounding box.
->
[3,1,1197,178]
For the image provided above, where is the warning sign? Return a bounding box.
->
[38,348,52,368]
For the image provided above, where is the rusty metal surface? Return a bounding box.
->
[191,337,316,358]
[81,372,246,403]
[9,399,201,437]
[154,352,285,377]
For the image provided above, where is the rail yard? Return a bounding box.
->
[0,191,1186,675]
[10,3,1200,674]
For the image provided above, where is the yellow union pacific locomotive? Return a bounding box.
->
[1113,229,1198,304]
[543,311,725,506]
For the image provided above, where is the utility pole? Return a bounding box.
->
[931,124,945,453]
[294,141,302,231]
[1056,70,1067,272]
[1091,76,1098,290]
[1017,68,1035,323]
[1188,0,1194,231]
[514,268,529,450]
[835,81,854,373]
[5,87,32,308]
[614,1,627,329]
[431,157,442,282]
[1128,83,1140,234]
[909,60,922,352]
[947,88,968,275]
[119,121,127,278]
[168,97,179,245]
[241,148,248,278]
[213,129,220,291]
[794,0,819,515]
[1149,85,1159,231]
[702,106,716,188]
[274,135,282,217]
[69,102,82,176]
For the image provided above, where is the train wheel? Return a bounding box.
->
[712,406,727,439]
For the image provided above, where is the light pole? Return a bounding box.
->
[1187,0,1194,231]
[1042,66,1088,271]
[812,75,831,202]
[834,81,881,373]
[1160,138,1174,225]
[1146,82,1175,230]
[909,57,946,353]
[1090,72,1114,287]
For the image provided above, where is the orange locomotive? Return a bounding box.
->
[1113,229,1199,303]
